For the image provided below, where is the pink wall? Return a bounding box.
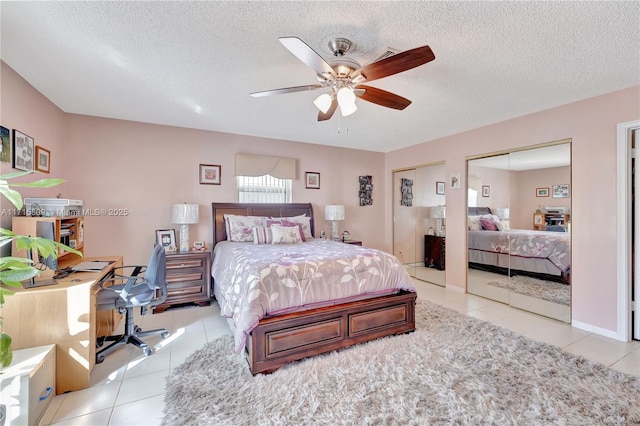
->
[4,58,640,338]
[0,63,68,234]
[62,115,386,265]
[386,85,640,335]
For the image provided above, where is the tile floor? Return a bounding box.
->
[38,279,640,425]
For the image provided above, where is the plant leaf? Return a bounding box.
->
[11,178,66,188]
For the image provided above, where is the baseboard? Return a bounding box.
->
[571,319,626,341]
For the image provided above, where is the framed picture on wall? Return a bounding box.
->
[536,187,549,197]
[0,126,10,163]
[482,185,490,197]
[35,146,50,173]
[12,129,34,171]
[552,184,570,198]
[305,172,320,189]
[199,164,221,185]
[436,181,445,195]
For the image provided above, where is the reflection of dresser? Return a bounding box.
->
[424,235,445,270]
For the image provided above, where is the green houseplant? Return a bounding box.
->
[0,171,80,368]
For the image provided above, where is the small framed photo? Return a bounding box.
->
[436,181,445,195]
[552,184,570,198]
[534,213,544,225]
[482,185,490,197]
[193,241,205,251]
[199,164,221,185]
[12,129,34,171]
[536,187,549,197]
[0,126,10,163]
[449,173,460,189]
[305,172,320,189]
[35,146,50,173]
[156,229,177,253]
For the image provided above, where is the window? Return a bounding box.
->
[237,175,292,203]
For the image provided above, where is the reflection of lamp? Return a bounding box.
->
[432,205,446,236]
[495,208,510,220]
[172,203,199,252]
[324,205,345,241]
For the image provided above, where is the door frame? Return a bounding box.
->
[616,119,640,341]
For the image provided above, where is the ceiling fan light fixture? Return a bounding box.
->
[313,93,333,113]
[337,87,357,116]
[339,100,357,117]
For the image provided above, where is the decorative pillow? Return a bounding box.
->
[270,215,312,239]
[468,215,482,231]
[281,219,306,241]
[479,215,498,231]
[224,214,265,242]
[252,226,273,244]
[496,220,510,232]
[271,225,303,244]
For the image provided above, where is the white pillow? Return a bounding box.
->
[271,225,303,244]
[496,220,510,232]
[468,215,482,231]
[224,214,266,242]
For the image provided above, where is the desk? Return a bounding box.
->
[2,256,122,394]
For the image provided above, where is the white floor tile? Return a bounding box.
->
[109,395,164,426]
[38,284,640,426]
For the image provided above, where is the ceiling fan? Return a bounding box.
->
[250,37,436,121]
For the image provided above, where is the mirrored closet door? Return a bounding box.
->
[393,163,446,286]
[466,142,571,322]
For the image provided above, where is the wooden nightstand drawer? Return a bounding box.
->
[166,257,205,270]
[166,270,204,283]
[343,240,362,246]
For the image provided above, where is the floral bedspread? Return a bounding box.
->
[211,239,416,353]
[468,229,571,273]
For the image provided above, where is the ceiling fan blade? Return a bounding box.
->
[250,84,323,97]
[318,98,338,121]
[352,45,435,83]
[355,85,412,110]
[279,37,336,79]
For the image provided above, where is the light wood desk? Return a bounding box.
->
[2,256,123,394]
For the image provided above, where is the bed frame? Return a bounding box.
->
[211,202,417,375]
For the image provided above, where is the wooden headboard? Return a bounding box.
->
[468,207,492,216]
[211,202,315,245]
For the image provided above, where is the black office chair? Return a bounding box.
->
[95,244,169,363]
[546,225,567,232]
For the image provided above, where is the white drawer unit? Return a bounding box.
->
[0,344,56,426]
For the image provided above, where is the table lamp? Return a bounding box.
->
[324,204,345,241]
[172,203,199,252]
[432,205,446,236]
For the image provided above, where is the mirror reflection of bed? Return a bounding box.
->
[393,163,446,286]
[466,142,571,323]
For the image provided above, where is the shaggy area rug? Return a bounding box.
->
[163,299,639,425]
[487,275,570,306]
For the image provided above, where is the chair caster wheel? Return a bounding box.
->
[135,326,142,333]
[96,355,105,364]
[143,348,152,357]
[161,331,169,339]
[96,337,105,348]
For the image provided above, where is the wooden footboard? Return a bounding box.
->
[245,290,417,375]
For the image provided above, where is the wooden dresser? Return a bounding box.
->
[154,249,212,313]
[424,235,445,270]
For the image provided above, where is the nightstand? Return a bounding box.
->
[342,240,362,246]
[154,248,212,313]
[424,235,445,270]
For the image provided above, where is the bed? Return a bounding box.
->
[211,202,417,375]
[467,207,571,284]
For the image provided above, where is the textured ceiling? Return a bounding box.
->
[1,1,638,153]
